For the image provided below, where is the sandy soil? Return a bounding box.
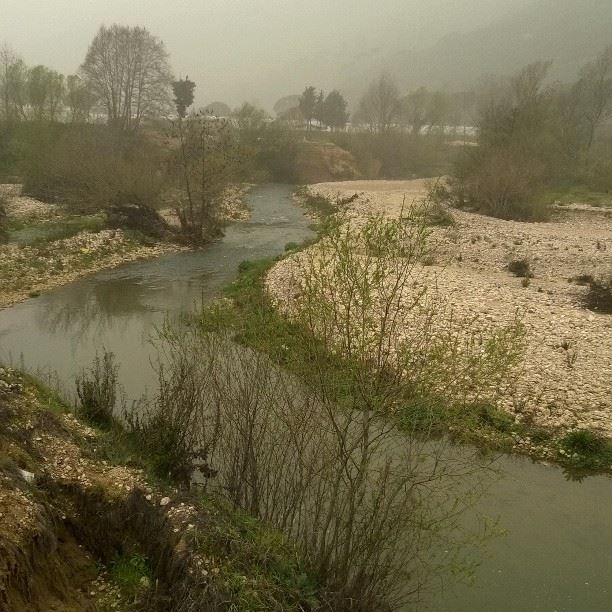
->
[269,180,612,437]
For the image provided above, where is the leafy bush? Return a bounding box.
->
[75,351,118,428]
[583,275,612,313]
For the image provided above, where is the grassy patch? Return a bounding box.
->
[548,186,612,208]
[188,496,319,611]
[9,214,106,246]
[109,553,152,600]
[558,430,612,471]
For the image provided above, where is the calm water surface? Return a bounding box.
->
[0,184,610,611]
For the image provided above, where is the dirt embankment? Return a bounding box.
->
[0,367,311,611]
[270,180,612,440]
[293,141,360,184]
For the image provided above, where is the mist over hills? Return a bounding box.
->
[257,0,612,109]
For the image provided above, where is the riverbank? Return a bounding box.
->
[0,366,319,611]
[220,181,612,473]
[0,183,254,310]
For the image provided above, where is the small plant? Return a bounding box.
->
[559,430,612,470]
[572,274,595,286]
[109,553,152,600]
[75,351,118,428]
[521,277,531,288]
[508,258,534,279]
[583,275,612,314]
[0,196,8,244]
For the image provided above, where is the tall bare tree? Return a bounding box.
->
[0,44,26,121]
[356,73,401,133]
[80,24,173,130]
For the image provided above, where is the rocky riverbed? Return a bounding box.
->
[269,180,612,438]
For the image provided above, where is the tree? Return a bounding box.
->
[80,24,173,130]
[0,45,26,121]
[574,44,612,149]
[26,65,65,121]
[356,73,401,133]
[65,75,96,122]
[299,85,317,130]
[172,76,196,119]
[232,102,268,131]
[402,87,429,135]
[204,101,231,117]
[273,95,300,117]
[320,90,349,130]
[171,113,239,243]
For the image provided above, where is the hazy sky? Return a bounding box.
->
[0,0,533,108]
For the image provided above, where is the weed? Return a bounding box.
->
[559,430,612,470]
[508,259,534,278]
[75,351,118,429]
[521,277,531,288]
[109,553,152,600]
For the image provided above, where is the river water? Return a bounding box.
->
[0,184,610,611]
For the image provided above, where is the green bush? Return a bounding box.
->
[560,430,612,470]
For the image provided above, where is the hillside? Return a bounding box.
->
[264,0,612,106]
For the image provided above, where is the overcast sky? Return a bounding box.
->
[0,0,533,108]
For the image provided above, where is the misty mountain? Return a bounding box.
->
[261,0,612,107]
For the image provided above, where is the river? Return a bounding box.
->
[0,184,610,611]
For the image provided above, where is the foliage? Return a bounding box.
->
[80,24,173,130]
[177,211,525,609]
[75,351,118,429]
[559,430,612,471]
[354,72,401,132]
[170,112,241,243]
[299,86,317,130]
[109,553,152,601]
[172,76,196,119]
[22,123,167,213]
[320,90,349,130]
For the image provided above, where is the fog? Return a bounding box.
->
[1,0,533,108]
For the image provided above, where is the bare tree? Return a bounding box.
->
[80,24,173,130]
[356,73,401,133]
[0,44,27,121]
[574,44,612,149]
[64,75,96,123]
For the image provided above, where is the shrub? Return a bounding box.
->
[583,275,612,313]
[75,351,118,429]
[560,430,612,470]
[508,259,534,278]
[452,147,549,221]
[0,196,8,244]
[23,125,166,213]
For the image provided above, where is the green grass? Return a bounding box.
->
[188,496,320,612]
[548,186,612,208]
[559,430,612,471]
[8,214,106,246]
[204,254,612,476]
[109,553,152,599]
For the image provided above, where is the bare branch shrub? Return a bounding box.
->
[142,211,524,609]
